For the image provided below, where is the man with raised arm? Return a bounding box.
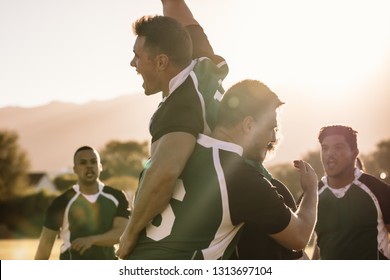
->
[116,0,228,259]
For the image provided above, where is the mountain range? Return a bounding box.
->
[1,94,161,173]
[2,92,389,174]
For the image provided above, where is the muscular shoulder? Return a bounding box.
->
[150,77,203,142]
[102,185,125,196]
[102,185,130,218]
[102,185,128,204]
[44,188,77,230]
[49,187,77,209]
[223,153,290,229]
[358,173,390,223]
[358,173,390,191]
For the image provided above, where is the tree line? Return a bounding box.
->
[0,129,389,237]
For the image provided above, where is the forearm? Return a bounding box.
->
[162,0,199,26]
[72,217,128,254]
[124,132,196,238]
[87,228,124,247]
[34,227,58,260]
[124,165,177,238]
[294,189,318,246]
[34,244,52,260]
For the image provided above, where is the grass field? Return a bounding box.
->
[0,239,62,260]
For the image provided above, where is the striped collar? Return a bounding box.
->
[197,133,243,156]
[163,60,196,101]
[320,168,363,198]
[72,181,104,203]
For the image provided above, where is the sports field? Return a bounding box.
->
[0,239,62,260]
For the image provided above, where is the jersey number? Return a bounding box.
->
[146,179,186,241]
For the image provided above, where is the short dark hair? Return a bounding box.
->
[318,125,358,150]
[73,146,99,164]
[132,15,192,67]
[217,79,284,128]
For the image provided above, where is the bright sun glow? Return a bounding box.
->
[217,0,390,101]
[0,0,389,166]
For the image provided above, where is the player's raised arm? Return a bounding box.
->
[162,0,199,26]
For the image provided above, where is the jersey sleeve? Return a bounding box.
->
[150,78,204,143]
[102,186,130,219]
[271,178,299,211]
[114,190,130,219]
[360,174,390,225]
[186,26,228,131]
[227,161,292,234]
[43,193,69,231]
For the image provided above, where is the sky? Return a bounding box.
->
[1,0,390,165]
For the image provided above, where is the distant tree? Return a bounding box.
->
[0,130,30,201]
[267,150,323,202]
[267,163,302,201]
[104,175,138,193]
[361,138,390,184]
[0,191,56,238]
[99,140,149,180]
[53,173,78,192]
[104,175,138,204]
[302,150,324,180]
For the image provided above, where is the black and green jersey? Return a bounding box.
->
[316,169,390,259]
[149,25,228,144]
[44,182,129,260]
[128,134,291,260]
[232,160,303,260]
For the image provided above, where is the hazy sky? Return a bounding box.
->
[1,0,390,164]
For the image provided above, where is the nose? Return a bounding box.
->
[327,147,336,158]
[130,56,136,68]
[271,129,277,143]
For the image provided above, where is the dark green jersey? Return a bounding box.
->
[316,169,390,259]
[149,26,228,143]
[232,159,303,260]
[44,182,129,260]
[128,135,291,260]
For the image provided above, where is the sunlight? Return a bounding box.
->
[218,0,390,102]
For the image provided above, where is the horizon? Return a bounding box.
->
[1,0,390,172]
[2,94,389,173]
[1,0,390,107]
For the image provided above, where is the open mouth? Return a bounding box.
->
[326,159,337,169]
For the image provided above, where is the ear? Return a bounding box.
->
[353,148,359,158]
[99,163,103,172]
[155,54,169,71]
[241,116,255,134]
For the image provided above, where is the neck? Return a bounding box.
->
[162,65,187,98]
[79,181,100,195]
[212,126,239,144]
[327,168,356,189]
